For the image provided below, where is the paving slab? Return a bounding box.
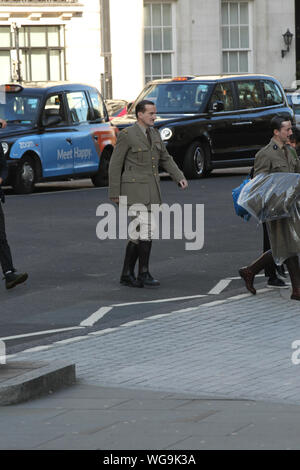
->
[0,361,76,405]
[1,383,300,450]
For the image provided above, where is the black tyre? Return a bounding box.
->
[91,150,111,187]
[12,157,35,194]
[183,141,211,179]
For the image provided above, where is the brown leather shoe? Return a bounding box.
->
[291,287,300,301]
[239,267,256,295]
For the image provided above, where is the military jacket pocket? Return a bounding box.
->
[131,145,149,163]
[271,159,289,172]
[121,175,150,206]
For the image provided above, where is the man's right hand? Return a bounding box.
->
[0,119,7,129]
[110,197,119,204]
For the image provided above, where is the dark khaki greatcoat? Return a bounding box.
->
[254,137,300,263]
[108,123,184,208]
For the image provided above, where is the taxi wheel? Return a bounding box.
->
[13,158,35,194]
[91,151,110,187]
[183,141,211,179]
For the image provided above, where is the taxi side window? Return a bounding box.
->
[262,80,283,106]
[89,90,106,121]
[42,94,66,126]
[236,81,264,109]
[66,91,92,123]
[209,83,235,111]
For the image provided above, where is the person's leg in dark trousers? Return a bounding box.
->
[120,240,143,287]
[0,203,28,289]
[136,211,159,287]
[263,222,287,287]
[285,256,300,300]
[0,202,14,274]
[137,240,160,287]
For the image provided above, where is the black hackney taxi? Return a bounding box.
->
[112,74,294,178]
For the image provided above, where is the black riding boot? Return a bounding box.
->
[239,250,273,295]
[137,240,160,287]
[120,241,143,287]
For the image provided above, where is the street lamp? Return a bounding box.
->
[10,22,23,83]
[281,29,293,58]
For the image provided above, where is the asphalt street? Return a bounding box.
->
[0,168,264,354]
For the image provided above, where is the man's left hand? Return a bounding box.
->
[0,119,7,129]
[178,179,188,189]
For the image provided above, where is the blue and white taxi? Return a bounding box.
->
[0,83,117,193]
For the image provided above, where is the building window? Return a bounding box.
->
[221,1,250,73]
[0,27,13,84]
[144,2,174,83]
[0,25,65,83]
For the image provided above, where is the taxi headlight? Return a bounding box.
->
[1,142,9,155]
[160,127,173,141]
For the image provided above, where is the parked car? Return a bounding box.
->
[0,83,117,193]
[285,89,300,130]
[105,99,128,120]
[112,74,293,179]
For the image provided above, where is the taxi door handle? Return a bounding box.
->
[232,121,253,126]
[66,138,72,144]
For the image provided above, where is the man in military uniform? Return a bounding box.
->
[239,115,300,300]
[0,118,28,289]
[109,100,188,287]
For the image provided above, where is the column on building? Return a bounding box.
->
[109,0,144,101]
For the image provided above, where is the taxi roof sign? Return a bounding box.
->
[172,76,194,81]
[4,84,23,93]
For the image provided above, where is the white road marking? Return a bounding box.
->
[112,294,207,307]
[208,279,232,295]
[13,287,278,358]
[5,275,268,353]
[121,319,148,327]
[208,273,266,295]
[227,293,251,301]
[229,274,265,280]
[201,299,232,307]
[80,306,113,327]
[79,272,265,327]
[78,295,207,327]
[19,345,52,354]
[54,336,90,345]
[0,326,85,342]
[89,328,119,336]
[254,288,270,294]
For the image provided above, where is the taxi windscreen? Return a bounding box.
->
[135,82,213,114]
[0,94,40,124]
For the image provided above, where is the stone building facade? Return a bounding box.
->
[0,0,297,101]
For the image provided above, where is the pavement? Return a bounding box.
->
[1,281,300,450]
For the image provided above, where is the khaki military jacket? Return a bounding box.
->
[253,137,300,264]
[254,138,300,176]
[108,122,184,208]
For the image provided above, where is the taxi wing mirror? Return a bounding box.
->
[44,115,62,127]
[209,100,225,113]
